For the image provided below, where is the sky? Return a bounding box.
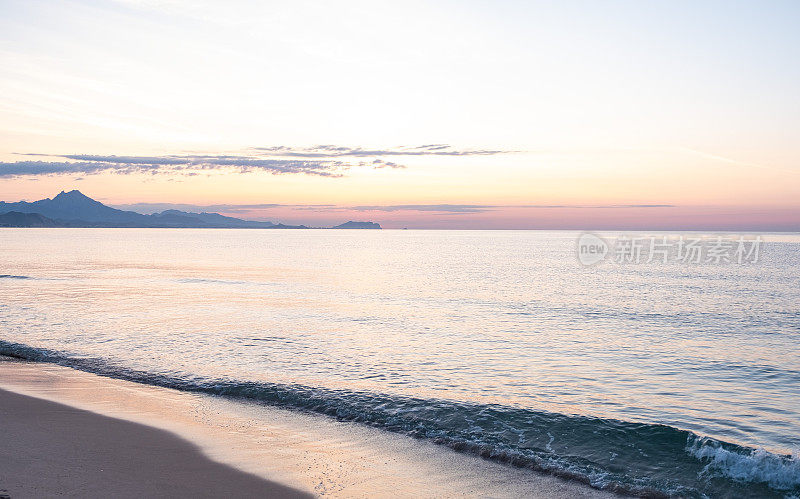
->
[0,0,798,229]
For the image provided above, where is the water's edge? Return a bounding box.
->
[2,340,798,498]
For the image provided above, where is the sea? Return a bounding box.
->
[1,229,798,498]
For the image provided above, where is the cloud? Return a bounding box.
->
[1,144,514,178]
[371,159,403,169]
[350,204,496,213]
[113,202,284,214]
[0,161,149,177]
[675,147,800,175]
[349,204,674,213]
[0,155,346,178]
[113,203,674,216]
[252,144,513,158]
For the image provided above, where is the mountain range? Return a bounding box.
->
[0,190,380,229]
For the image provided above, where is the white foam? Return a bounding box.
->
[687,437,800,491]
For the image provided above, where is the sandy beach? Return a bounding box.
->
[0,356,612,498]
[0,387,309,498]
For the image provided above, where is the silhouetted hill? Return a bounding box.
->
[0,191,375,229]
[0,211,60,227]
[333,221,382,229]
[151,209,278,228]
[0,190,150,226]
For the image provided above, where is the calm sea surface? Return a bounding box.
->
[1,229,798,497]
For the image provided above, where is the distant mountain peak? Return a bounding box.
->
[53,189,92,201]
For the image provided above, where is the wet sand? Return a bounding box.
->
[0,387,310,498]
[0,357,612,498]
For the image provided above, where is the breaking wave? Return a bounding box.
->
[1,339,797,498]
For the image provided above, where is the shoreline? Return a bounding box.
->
[0,386,309,498]
[0,356,612,498]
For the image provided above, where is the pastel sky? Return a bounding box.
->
[1,0,798,229]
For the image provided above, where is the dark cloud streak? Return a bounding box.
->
[112,202,675,216]
[348,204,675,213]
[0,155,345,178]
[252,144,511,158]
[2,144,509,178]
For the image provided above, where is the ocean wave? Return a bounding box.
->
[688,436,800,491]
[1,339,797,498]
